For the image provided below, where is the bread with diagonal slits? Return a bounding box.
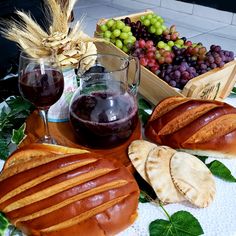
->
[145,96,236,158]
[0,145,139,236]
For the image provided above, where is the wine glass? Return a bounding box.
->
[18,51,64,144]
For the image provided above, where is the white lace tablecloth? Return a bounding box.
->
[1,96,236,236]
[118,95,236,236]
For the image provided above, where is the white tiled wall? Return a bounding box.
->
[159,0,234,25]
[160,0,193,14]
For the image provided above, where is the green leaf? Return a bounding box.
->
[195,155,208,163]
[207,160,236,182]
[138,98,152,125]
[231,87,236,94]
[0,139,10,160]
[138,109,150,125]
[139,191,150,203]
[11,123,27,145]
[0,212,9,235]
[138,98,152,110]
[149,211,204,236]
[6,96,33,115]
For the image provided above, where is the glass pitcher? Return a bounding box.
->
[69,53,140,148]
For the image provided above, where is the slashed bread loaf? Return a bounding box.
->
[0,144,139,236]
[145,96,236,158]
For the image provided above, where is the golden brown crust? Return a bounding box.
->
[145,97,236,158]
[0,146,139,236]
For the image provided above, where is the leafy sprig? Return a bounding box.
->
[138,98,152,125]
[139,191,204,236]
[196,155,236,182]
[0,96,34,160]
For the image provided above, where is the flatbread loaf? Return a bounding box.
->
[170,152,216,208]
[128,140,156,182]
[146,146,185,203]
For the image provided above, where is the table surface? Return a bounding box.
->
[1,94,236,236]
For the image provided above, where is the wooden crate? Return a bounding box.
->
[95,10,236,105]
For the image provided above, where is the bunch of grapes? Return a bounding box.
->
[100,19,136,53]
[171,43,207,68]
[122,17,162,44]
[155,49,175,65]
[132,39,159,73]
[196,45,234,75]
[139,13,167,37]
[158,62,198,89]
[162,25,180,42]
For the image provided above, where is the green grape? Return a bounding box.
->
[167,40,175,47]
[129,36,136,43]
[175,44,181,48]
[128,32,132,36]
[112,29,121,37]
[143,19,151,26]
[100,24,108,32]
[157,41,165,48]
[161,25,167,31]
[149,25,156,34]
[175,39,184,46]
[146,14,153,19]
[156,28,163,35]
[115,39,123,49]
[111,23,117,31]
[164,45,171,51]
[150,18,157,24]
[104,30,112,38]
[122,45,129,53]
[124,38,133,45]
[122,25,131,33]
[110,38,116,43]
[120,32,129,39]
[159,18,164,24]
[154,21,161,28]
[140,15,145,21]
[106,19,115,28]
[156,15,161,20]
[116,20,125,30]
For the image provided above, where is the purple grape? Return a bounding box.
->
[174,70,181,79]
[169,80,177,87]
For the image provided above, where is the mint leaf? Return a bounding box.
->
[149,211,204,236]
[0,212,9,235]
[207,160,236,182]
[11,123,27,145]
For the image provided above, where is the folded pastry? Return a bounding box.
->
[145,96,236,158]
[0,144,139,236]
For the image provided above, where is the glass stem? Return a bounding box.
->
[40,109,50,139]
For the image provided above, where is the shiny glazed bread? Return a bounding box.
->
[145,96,236,158]
[0,147,139,236]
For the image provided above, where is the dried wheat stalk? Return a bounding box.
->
[0,0,98,68]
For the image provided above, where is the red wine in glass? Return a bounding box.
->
[19,69,64,109]
[18,52,64,144]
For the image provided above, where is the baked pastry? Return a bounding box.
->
[0,144,139,236]
[145,96,236,158]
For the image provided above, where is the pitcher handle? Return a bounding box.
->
[128,56,140,95]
